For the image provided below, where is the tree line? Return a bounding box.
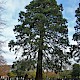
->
[7,63,80,79]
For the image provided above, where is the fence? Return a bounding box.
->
[0,77,80,80]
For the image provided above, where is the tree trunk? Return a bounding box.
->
[35,49,43,80]
[35,30,43,80]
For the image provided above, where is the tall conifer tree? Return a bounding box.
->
[72,3,80,62]
[9,0,70,79]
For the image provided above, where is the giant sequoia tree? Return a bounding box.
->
[71,3,80,62]
[9,0,70,80]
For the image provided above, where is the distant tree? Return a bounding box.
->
[7,71,16,78]
[0,65,10,76]
[0,1,5,53]
[0,54,6,65]
[26,70,36,79]
[12,59,35,77]
[12,61,25,77]
[8,0,70,80]
[59,70,72,79]
[71,63,80,78]
[71,3,80,62]
[0,2,6,69]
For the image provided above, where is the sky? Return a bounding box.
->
[0,0,80,65]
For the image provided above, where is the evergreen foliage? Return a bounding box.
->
[71,3,80,62]
[71,64,80,78]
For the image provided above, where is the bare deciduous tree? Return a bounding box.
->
[0,1,6,65]
[0,54,6,65]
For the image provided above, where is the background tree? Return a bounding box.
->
[59,70,72,79]
[0,1,5,53]
[12,58,35,77]
[8,0,70,80]
[26,70,36,79]
[71,3,80,62]
[0,1,6,66]
[12,61,25,77]
[7,71,16,78]
[71,63,80,78]
[0,54,6,65]
[0,65,10,77]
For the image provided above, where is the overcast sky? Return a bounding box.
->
[0,0,80,65]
